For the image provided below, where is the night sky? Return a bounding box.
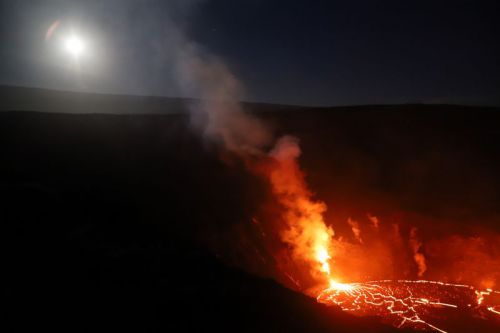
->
[0,0,499,106]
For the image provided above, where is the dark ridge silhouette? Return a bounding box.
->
[0,85,299,114]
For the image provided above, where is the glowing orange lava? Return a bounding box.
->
[317,280,500,333]
[283,206,500,332]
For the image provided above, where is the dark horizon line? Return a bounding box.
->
[1,83,499,111]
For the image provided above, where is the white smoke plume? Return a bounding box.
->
[175,41,272,155]
[165,14,334,287]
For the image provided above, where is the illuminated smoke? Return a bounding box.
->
[425,234,500,289]
[409,227,427,278]
[347,218,363,243]
[367,214,379,229]
[171,16,334,288]
[268,136,333,283]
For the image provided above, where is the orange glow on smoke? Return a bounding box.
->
[266,136,335,286]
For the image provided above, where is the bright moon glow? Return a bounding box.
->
[64,36,85,58]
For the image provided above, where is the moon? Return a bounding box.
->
[64,35,86,58]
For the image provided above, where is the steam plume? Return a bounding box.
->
[367,214,379,229]
[409,227,427,277]
[174,33,333,286]
[347,218,363,243]
[176,42,272,155]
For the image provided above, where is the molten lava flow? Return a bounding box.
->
[264,155,500,333]
[308,222,500,332]
[317,280,500,332]
[263,187,500,333]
